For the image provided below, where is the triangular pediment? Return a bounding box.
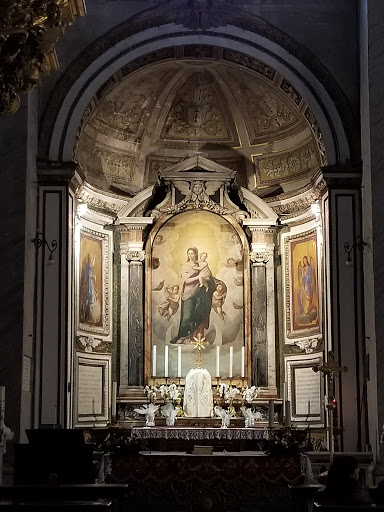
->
[159,154,236,183]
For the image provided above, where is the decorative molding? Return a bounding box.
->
[286,337,323,355]
[76,335,112,353]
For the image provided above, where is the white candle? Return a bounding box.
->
[112,381,117,417]
[268,400,274,428]
[216,346,220,377]
[152,345,157,377]
[283,381,288,402]
[177,346,182,378]
[164,345,169,378]
[229,346,233,378]
[241,346,245,378]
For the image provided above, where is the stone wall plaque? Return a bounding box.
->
[74,352,111,427]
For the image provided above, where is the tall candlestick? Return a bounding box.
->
[112,381,117,418]
[177,346,182,378]
[241,346,245,378]
[164,345,169,378]
[152,345,157,377]
[229,346,233,378]
[268,400,274,428]
[216,346,220,377]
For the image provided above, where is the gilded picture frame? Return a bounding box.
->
[78,227,110,335]
[285,229,320,339]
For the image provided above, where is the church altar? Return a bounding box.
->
[105,451,305,512]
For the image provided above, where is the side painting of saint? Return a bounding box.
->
[79,231,104,331]
[289,233,320,335]
[150,210,246,376]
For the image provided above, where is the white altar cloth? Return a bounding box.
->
[183,368,213,417]
[131,427,269,441]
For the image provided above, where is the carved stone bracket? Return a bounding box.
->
[76,335,111,353]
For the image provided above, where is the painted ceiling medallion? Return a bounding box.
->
[161,72,235,142]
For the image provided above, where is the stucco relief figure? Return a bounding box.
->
[296,255,317,324]
[170,247,216,344]
[80,254,101,325]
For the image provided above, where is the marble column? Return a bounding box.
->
[247,225,276,394]
[250,253,268,387]
[126,251,145,387]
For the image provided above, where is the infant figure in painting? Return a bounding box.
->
[212,281,227,320]
[158,284,180,321]
[193,252,212,291]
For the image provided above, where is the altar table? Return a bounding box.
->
[131,426,269,452]
[107,451,304,512]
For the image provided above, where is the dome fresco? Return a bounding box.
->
[74,47,324,196]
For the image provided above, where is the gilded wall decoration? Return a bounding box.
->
[94,68,171,136]
[79,228,110,335]
[304,107,327,165]
[285,231,320,339]
[279,79,302,106]
[149,210,247,378]
[161,72,235,142]
[255,140,319,187]
[226,70,301,143]
[223,49,276,81]
[76,134,136,186]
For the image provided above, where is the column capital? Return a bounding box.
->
[250,252,270,266]
[125,251,145,263]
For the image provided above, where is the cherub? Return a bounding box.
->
[158,284,180,320]
[193,252,212,291]
[212,281,227,320]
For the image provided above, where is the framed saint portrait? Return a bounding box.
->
[146,210,250,380]
[78,228,110,335]
[285,230,321,339]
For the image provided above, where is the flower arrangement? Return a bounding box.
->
[97,432,145,455]
[242,385,260,404]
[263,431,305,456]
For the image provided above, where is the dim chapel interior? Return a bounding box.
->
[1,0,384,485]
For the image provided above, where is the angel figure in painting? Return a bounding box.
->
[80,253,101,325]
[158,284,180,321]
[297,255,317,322]
[212,281,227,320]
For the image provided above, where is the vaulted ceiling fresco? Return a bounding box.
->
[74,46,326,197]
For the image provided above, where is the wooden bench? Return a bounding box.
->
[0,501,112,511]
[0,484,128,512]
[313,503,384,511]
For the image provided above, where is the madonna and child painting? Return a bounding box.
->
[150,211,246,376]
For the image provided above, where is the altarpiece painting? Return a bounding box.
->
[78,228,110,335]
[148,210,249,379]
[285,230,320,339]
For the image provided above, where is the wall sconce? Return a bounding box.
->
[31,232,58,265]
[344,235,367,266]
